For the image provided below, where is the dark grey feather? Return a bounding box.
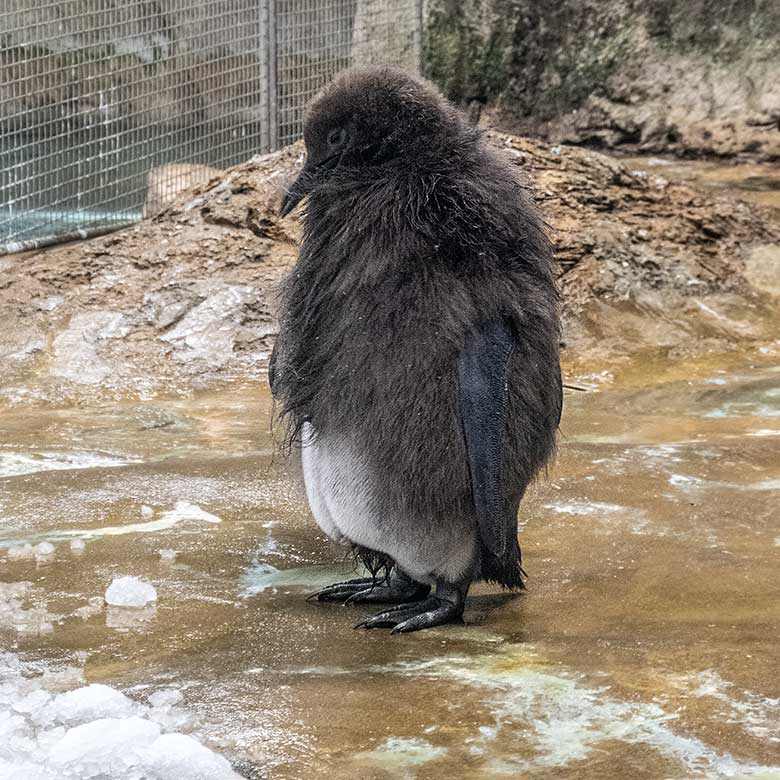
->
[458,318,515,562]
[271,66,562,589]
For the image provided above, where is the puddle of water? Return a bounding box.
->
[374,648,780,778]
[1,343,779,779]
[355,736,448,779]
[0,450,138,478]
[620,156,780,210]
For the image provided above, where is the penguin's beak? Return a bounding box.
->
[279,164,314,218]
[278,190,301,219]
[279,153,342,218]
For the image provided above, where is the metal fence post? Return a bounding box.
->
[258,0,271,154]
[267,0,279,152]
[417,0,425,75]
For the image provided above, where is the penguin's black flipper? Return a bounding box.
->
[457,318,515,563]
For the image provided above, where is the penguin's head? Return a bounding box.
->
[279,66,463,217]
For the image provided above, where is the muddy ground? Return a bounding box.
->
[1,136,780,779]
[1,131,779,403]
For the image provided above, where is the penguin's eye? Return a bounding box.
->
[327,127,348,148]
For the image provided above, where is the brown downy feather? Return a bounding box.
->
[272,67,561,589]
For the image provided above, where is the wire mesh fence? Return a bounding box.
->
[0,0,422,254]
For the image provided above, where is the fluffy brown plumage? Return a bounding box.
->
[271,66,561,631]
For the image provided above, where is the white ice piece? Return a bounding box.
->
[47,684,138,725]
[148,688,191,730]
[105,576,158,608]
[73,597,104,620]
[35,542,55,560]
[158,501,221,525]
[7,544,35,560]
[0,653,242,779]
[149,689,184,709]
[69,539,86,553]
[159,548,177,561]
[0,581,56,635]
[49,716,161,773]
[12,690,52,715]
[142,732,241,779]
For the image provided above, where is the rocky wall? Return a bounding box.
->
[424,0,780,158]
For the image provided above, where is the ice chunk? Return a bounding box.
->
[143,732,242,779]
[142,505,155,518]
[0,580,31,600]
[36,724,66,751]
[7,544,35,560]
[39,667,85,693]
[72,597,104,621]
[12,689,51,715]
[149,703,195,732]
[148,688,192,730]
[158,501,221,525]
[0,764,54,780]
[159,548,177,561]
[69,539,86,553]
[0,652,242,780]
[0,581,57,635]
[105,576,158,608]
[49,715,161,772]
[47,684,138,725]
[149,689,184,709]
[34,542,55,560]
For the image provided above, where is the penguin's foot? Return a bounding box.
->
[355,580,468,634]
[310,569,430,605]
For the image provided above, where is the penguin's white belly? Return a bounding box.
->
[300,422,385,551]
[300,422,476,583]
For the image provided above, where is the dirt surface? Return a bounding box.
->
[0,132,777,401]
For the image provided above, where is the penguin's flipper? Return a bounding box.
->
[457,318,515,562]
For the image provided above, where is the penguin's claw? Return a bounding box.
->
[308,577,376,603]
[344,580,430,605]
[355,596,464,633]
[310,574,430,605]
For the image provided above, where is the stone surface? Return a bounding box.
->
[0,135,776,400]
[425,0,780,159]
[743,244,780,298]
[143,164,225,218]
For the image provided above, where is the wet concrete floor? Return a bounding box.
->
[2,331,779,779]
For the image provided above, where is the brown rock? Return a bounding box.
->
[0,134,776,399]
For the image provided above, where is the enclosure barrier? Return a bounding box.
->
[0,0,422,254]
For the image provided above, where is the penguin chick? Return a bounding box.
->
[272,66,562,633]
